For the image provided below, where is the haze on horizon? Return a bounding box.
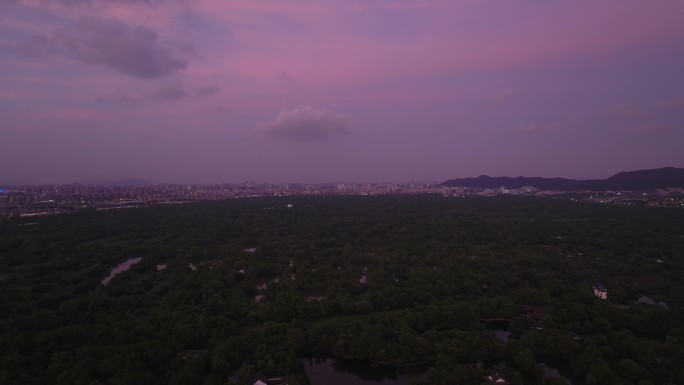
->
[1,0,683,185]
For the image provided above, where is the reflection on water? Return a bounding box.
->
[303,357,427,385]
[637,295,669,309]
[101,257,142,285]
[482,319,511,345]
[541,360,574,385]
[495,330,511,344]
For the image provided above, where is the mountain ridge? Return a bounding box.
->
[441,167,684,190]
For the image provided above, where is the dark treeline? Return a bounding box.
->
[0,195,682,385]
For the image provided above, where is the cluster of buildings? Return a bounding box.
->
[0,182,440,218]
[569,189,684,207]
[1,182,682,219]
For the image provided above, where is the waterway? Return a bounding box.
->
[101,257,142,285]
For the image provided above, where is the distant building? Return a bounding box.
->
[253,374,288,385]
[566,331,583,341]
[485,372,512,384]
[177,349,208,360]
[593,282,608,300]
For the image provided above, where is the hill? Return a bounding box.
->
[441,167,684,190]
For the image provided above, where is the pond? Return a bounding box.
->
[494,330,511,344]
[540,358,576,385]
[481,319,511,344]
[303,357,428,385]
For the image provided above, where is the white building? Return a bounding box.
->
[593,283,608,300]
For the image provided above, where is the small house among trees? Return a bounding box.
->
[484,372,512,384]
[593,282,608,300]
[253,373,288,385]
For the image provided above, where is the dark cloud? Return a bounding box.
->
[258,106,349,142]
[153,80,187,100]
[9,16,187,79]
[196,85,220,96]
[47,0,102,5]
[58,17,188,78]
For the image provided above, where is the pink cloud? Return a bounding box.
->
[625,122,674,133]
[658,97,684,110]
[513,123,559,134]
[607,102,639,117]
[5,107,114,132]
[7,0,684,90]
[217,1,683,79]
[495,89,515,105]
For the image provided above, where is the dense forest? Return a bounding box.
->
[0,195,682,385]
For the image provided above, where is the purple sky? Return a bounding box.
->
[1,0,683,184]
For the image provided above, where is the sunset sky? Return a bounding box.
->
[1,0,683,184]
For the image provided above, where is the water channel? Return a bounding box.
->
[101,257,142,285]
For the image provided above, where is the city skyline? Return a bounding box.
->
[3,165,684,187]
[2,0,684,184]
